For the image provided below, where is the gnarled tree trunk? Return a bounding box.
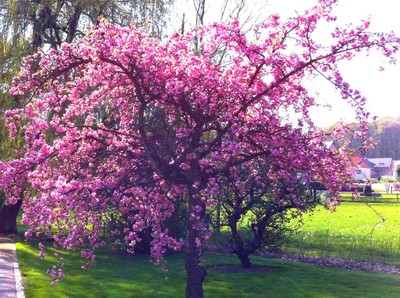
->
[185,187,207,298]
[230,223,254,268]
[0,199,22,235]
[237,252,252,269]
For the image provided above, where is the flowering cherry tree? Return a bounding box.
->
[1,0,399,297]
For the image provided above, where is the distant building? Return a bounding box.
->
[350,155,373,181]
[324,141,338,152]
[367,158,394,177]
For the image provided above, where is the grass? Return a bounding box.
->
[284,202,400,264]
[16,241,400,298]
[15,201,400,297]
[17,242,185,298]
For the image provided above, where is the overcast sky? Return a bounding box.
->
[171,0,400,127]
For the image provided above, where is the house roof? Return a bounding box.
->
[323,141,337,151]
[350,156,374,169]
[368,158,393,168]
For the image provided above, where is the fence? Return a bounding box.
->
[339,192,400,203]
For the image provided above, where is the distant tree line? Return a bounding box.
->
[328,117,400,159]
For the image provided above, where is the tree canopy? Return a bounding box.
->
[1,0,400,297]
[0,0,174,234]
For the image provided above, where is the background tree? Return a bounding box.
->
[213,154,336,268]
[0,0,173,48]
[1,1,400,297]
[0,24,31,234]
[328,117,400,159]
[0,0,174,234]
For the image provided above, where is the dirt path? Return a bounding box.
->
[0,236,25,298]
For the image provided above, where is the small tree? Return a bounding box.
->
[1,1,400,297]
[215,149,342,268]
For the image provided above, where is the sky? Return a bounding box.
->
[170,0,400,127]
[268,0,400,127]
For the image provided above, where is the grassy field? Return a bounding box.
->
[16,241,400,298]
[284,202,400,264]
[15,201,400,297]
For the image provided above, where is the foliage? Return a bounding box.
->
[2,0,400,296]
[0,0,174,235]
[367,117,400,159]
[0,0,175,151]
[213,159,319,268]
[0,0,173,48]
[0,22,30,162]
[0,0,175,160]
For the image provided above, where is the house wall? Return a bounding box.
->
[368,158,395,178]
[371,168,391,178]
[353,168,371,181]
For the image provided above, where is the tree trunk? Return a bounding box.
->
[185,188,207,298]
[238,253,252,268]
[0,199,22,235]
[185,229,207,298]
[215,200,221,232]
[229,216,253,268]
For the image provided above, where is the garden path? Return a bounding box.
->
[0,236,24,298]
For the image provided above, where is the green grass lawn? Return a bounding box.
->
[15,201,400,297]
[16,241,400,298]
[284,202,400,264]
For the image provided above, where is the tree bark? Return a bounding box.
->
[185,230,207,298]
[216,200,221,232]
[229,216,253,268]
[238,253,252,269]
[185,188,207,298]
[0,199,22,235]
